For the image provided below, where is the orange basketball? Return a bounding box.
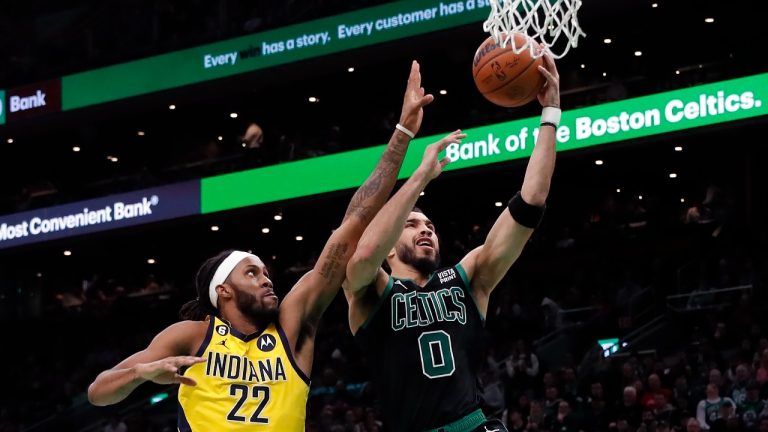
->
[472,33,546,108]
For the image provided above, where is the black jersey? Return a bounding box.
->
[355,264,487,431]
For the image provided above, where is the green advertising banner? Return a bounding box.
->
[202,73,768,214]
[62,0,490,110]
[0,90,5,125]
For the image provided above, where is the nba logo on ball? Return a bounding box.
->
[257,334,276,352]
[0,90,5,125]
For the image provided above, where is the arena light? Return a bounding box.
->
[295,236,304,241]
[6,138,13,144]
[63,250,72,256]
[580,64,585,69]
[347,67,355,72]
[150,392,169,405]
[36,272,42,278]
[638,195,643,200]
[308,96,318,103]
[107,156,118,162]
[603,38,612,44]
[675,146,683,151]
[494,202,503,207]
[168,104,176,110]
[704,17,714,23]
[274,214,283,221]
[229,112,238,118]
[616,188,621,193]
[147,258,156,264]
[419,191,425,196]
[261,227,270,234]
[439,90,448,95]
[210,225,219,232]
[595,160,604,165]
[675,70,680,75]
[217,136,223,141]
[634,51,643,57]
[602,72,607,77]
[669,173,678,178]
[137,131,145,136]
[651,3,658,7]
[72,146,81,152]
[680,198,686,203]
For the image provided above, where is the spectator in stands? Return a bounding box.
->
[622,361,638,388]
[697,383,736,430]
[729,364,751,404]
[688,418,702,432]
[738,382,764,431]
[547,400,577,432]
[505,409,526,432]
[560,367,579,400]
[583,381,611,431]
[643,373,674,408]
[708,400,740,431]
[674,375,695,413]
[614,386,643,429]
[637,409,659,432]
[527,400,546,431]
[654,393,679,425]
[506,339,540,386]
[544,385,563,418]
[755,349,768,385]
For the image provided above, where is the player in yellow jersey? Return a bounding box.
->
[87,62,462,431]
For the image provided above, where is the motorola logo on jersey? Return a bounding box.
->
[216,325,229,336]
[258,334,277,352]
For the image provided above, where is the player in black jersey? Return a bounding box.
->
[342,53,561,432]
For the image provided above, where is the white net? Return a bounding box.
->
[482,0,585,59]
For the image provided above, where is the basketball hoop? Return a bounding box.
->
[483,0,585,59]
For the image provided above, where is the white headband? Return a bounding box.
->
[208,251,257,308]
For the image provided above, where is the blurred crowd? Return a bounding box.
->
[1,170,763,431]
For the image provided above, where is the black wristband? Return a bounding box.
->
[540,121,558,129]
[508,191,546,228]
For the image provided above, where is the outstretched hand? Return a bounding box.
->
[416,130,466,181]
[537,52,561,108]
[398,61,435,136]
[134,356,205,386]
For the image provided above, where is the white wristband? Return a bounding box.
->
[541,107,562,126]
[395,123,415,139]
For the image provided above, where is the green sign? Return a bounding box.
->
[598,338,620,357]
[202,73,768,214]
[62,0,490,110]
[0,90,5,125]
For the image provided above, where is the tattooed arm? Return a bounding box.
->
[280,61,434,343]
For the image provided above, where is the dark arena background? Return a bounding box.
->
[1,0,766,431]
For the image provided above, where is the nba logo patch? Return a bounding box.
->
[257,334,277,352]
[216,324,229,336]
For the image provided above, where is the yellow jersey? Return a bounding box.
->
[178,317,310,431]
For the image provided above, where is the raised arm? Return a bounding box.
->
[87,321,205,406]
[460,54,560,311]
[280,61,433,329]
[344,131,465,294]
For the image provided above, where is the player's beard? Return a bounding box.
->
[234,287,279,323]
[396,243,440,275]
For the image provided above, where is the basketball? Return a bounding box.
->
[472,33,546,107]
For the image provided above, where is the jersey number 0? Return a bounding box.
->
[418,330,456,379]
